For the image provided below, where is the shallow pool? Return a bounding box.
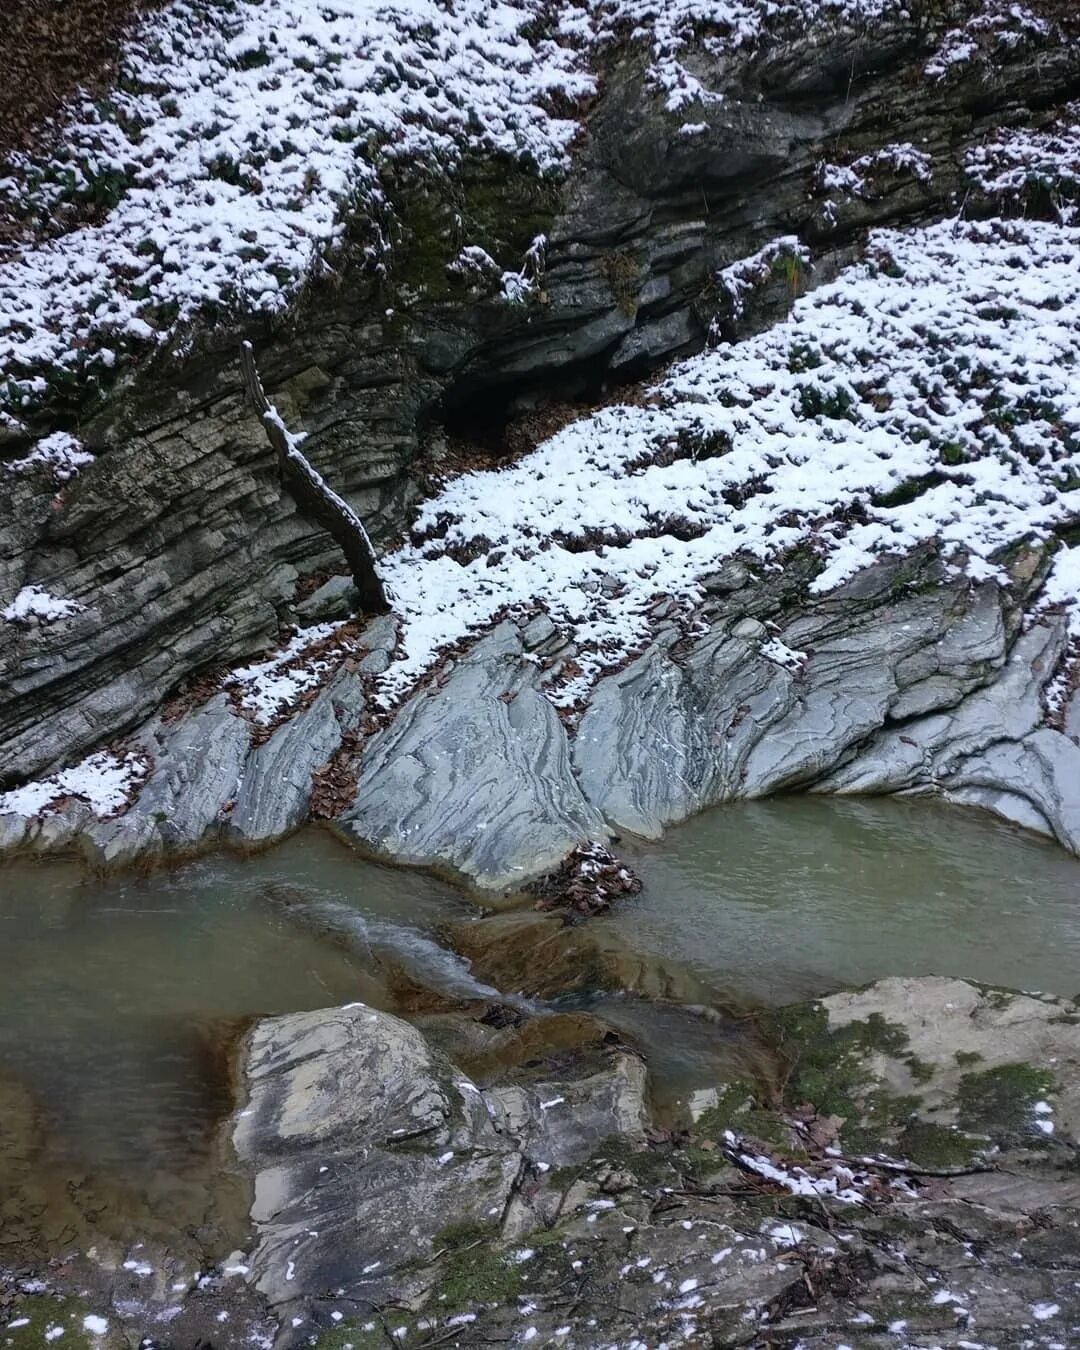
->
[610,795,1080,1006]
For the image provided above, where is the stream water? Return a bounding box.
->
[612,795,1080,1005]
[2,797,1080,1265]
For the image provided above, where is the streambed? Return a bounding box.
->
[2,797,1080,1269]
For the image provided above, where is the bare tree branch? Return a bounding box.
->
[240,341,391,615]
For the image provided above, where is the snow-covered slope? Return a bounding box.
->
[1,0,1071,423]
[361,216,1080,709]
[0,0,594,414]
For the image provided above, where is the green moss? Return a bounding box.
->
[592,1135,676,1184]
[601,250,642,317]
[938,440,967,466]
[905,1054,935,1085]
[311,1322,392,1350]
[796,382,855,421]
[1,1296,95,1350]
[386,157,561,302]
[894,1120,981,1170]
[956,1063,1056,1137]
[758,1005,940,1156]
[764,1006,911,1114]
[429,1224,524,1310]
[954,1050,984,1067]
[695,1088,803,1156]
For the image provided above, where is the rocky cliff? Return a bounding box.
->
[2,0,1080,872]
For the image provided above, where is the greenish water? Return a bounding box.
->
[3,798,1080,1261]
[611,795,1080,1006]
[0,832,477,1257]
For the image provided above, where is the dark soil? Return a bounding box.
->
[0,0,161,158]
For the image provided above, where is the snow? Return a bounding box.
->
[966,104,1080,222]
[0,0,594,416]
[367,215,1080,711]
[730,1143,866,1204]
[1031,1302,1060,1320]
[82,1317,109,1336]
[590,0,905,112]
[6,431,94,482]
[814,142,933,221]
[5,0,1064,426]
[763,1222,806,1248]
[224,621,341,723]
[717,235,809,320]
[924,0,1053,83]
[0,749,148,818]
[2,584,83,625]
[1042,545,1080,633]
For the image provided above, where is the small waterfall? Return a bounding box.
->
[257,883,537,1012]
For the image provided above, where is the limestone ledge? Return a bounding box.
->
[2,550,1079,887]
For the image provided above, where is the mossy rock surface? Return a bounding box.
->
[758,976,1080,1164]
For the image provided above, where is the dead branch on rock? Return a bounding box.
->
[529,841,643,917]
[240,341,391,615]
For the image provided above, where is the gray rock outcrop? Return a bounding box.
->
[339,623,608,889]
[4,0,1078,783]
[233,1003,648,1313]
[223,978,1080,1349]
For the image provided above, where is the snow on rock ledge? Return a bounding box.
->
[376,217,1080,711]
[0,0,594,414]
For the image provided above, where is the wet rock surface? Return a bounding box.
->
[339,624,608,890]
[6,965,1080,1349]
[232,1003,649,1315]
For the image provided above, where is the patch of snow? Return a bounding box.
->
[224,621,341,723]
[591,0,905,112]
[1040,544,1080,637]
[0,749,148,819]
[726,1131,865,1204]
[759,636,806,673]
[1032,1302,1060,1320]
[371,216,1080,712]
[717,235,809,320]
[925,0,1053,82]
[816,142,933,202]
[2,584,83,625]
[6,431,95,481]
[965,104,1080,222]
[82,1317,109,1336]
[0,0,594,416]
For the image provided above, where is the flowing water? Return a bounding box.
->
[3,797,1080,1263]
[611,795,1080,1006]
